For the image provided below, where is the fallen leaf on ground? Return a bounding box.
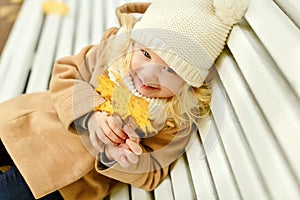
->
[0,5,19,22]
[42,0,68,15]
[10,0,23,4]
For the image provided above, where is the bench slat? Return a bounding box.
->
[273,0,300,28]
[211,75,270,200]
[109,183,130,200]
[0,1,32,81]
[199,116,241,199]
[153,176,174,200]
[73,0,91,54]
[216,49,300,199]
[0,0,35,81]
[170,155,195,200]
[186,129,217,199]
[55,0,77,60]
[228,21,300,184]
[245,0,300,98]
[131,187,152,200]
[91,0,105,44]
[26,15,62,93]
[0,0,45,102]
[105,0,119,29]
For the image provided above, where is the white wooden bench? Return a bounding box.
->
[0,0,299,199]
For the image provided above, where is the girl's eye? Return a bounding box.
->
[163,66,175,73]
[141,49,151,59]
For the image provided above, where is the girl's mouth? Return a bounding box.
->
[141,85,156,90]
[136,77,159,92]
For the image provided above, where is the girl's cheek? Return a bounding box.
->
[130,51,142,70]
[162,75,184,91]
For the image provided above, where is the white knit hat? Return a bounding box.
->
[131,0,248,87]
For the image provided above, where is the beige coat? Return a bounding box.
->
[0,3,192,200]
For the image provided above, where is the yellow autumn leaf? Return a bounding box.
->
[95,74,155,133]
[96,75,116,100]
[0,5,18,22]
[94,101,113,115]
[111,80,131,119]
[42,0,68,15]
[128,95,151,133]
[10,0,23,4]
[0,5,17,18]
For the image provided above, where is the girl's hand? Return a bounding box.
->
[106,143,139,168]
[123,123,143,155]
[87,111,127,152]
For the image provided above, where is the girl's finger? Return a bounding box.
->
[123,124,139,139]
[95,112,124,145]
[107,116,127,140]
[95,127,117,146]
[125,149,139,164]
[92,112,115,145]
[119,155,130,168]
[89,131,104,152]
[126,139,142,155]
[101,122,124,144]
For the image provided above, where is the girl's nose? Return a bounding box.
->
[142,75,159,85]
[143,63,163,73]
[141,64,162,83]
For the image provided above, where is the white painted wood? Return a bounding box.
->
[216,49,300,200]
[199,115,241,200]
[0,0,35,82]
[228,22,300,184]
[26,15,62,93]
[273,0,300,27]
[170,156,195,200]
[185,129,217,200]
[212,74,270,200]
[0,0,44,102]
[73,0,91,54]
[55,0,77,60]
[131,186,152,200]
[109,183,130,200]
[91,0,105,44]
[153,176,174,200]
[245,0,300,98]
[105,0,119,28]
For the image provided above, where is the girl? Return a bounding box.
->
[0,0,247,199]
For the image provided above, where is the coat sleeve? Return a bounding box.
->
[49,2,149,133]
[49,27,119,133]
[96,125,194,191]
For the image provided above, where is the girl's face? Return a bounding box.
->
[130,43,185,98]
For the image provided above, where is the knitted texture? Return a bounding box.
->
[131,0,248,87]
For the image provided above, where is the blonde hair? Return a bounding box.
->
[163,82,211,135]
[105,21,212,136]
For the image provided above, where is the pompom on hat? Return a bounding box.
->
[131,0,248,87]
